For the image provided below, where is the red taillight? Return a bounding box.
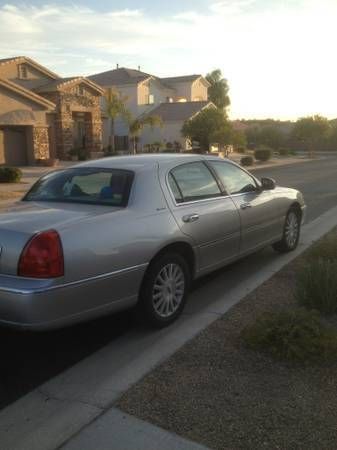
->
[18,230,64,278]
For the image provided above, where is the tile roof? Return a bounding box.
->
[89,68,206,89]
[0,56,24,65]
[160,75,201,84]
[89,68,152,86]
[34,77,79,92]
[35,77,104,94]
[144,101,213,122]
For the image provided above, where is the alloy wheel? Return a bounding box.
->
[152,263,185,318]
[285,211,299,248]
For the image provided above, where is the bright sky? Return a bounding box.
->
[0,0,336,120]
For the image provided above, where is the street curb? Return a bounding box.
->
[1,204,337,450]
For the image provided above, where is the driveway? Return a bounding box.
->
[0,155,337,411]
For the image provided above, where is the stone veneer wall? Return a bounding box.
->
[32,126,50,159]
[41,89,102,160]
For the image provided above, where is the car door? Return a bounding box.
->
[164,161,241,272]
[208,160,281,255]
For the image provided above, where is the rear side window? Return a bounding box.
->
[24,168,134,207]
[168,162,222,203]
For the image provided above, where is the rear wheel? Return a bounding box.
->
[138,253,190,328]
[272,207,301,253]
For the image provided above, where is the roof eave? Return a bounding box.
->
[0,77,56,109]
[0,56,59,80]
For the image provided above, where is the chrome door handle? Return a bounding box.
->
[240,202,252,210]
[182,213,199,223]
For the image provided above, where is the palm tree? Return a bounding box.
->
[105,88,131,152]
[206,69,230,111]
[129,115,163,154]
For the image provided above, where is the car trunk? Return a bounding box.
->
[0,201,121,276]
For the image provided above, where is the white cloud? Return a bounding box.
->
[0,1,337,119]
[210,0,256,15]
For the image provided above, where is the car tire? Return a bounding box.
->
[272,207,301,253]
[137,252,190,328]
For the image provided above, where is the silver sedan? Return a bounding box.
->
[0,154,306,330]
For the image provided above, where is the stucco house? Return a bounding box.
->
[89,67,214,151]
[0,56,104,165]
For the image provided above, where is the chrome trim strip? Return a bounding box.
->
[172,195,229,207]
[0,263,149,296]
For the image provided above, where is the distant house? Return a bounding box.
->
[0,56,104,165]
[89,67,214,151]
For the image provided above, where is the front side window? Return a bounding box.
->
[168,162,221,203]
[209,161,257,195]
[24,168,134,207]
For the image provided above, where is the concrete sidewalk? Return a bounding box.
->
[61,408,209,450]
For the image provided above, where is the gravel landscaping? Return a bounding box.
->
[117,229,337,450]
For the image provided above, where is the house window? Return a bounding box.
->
[147,94,154,104]
[19,65,28,79]
[78,85,84,96]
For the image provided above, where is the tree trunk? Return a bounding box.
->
[110,119,115,152]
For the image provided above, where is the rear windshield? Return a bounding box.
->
[23,167,134,207]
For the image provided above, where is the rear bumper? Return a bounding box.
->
[0,264,147,331]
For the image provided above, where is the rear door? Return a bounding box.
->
[163,161,241,272]
[208,160,282,254]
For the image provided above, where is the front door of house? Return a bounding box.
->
[73,118,86,149]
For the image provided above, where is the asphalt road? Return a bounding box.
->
[0,155,337,410]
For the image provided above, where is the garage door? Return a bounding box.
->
[0,127,27,166]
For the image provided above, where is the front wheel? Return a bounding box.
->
[138,253,190,328]
[272,208,301,253]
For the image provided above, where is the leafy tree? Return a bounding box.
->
[327,121,337,151]
[205,69,230,111]
[129,115,163,154]
[245,125,284,150]
[231,129,247,149]
[181,107,230,152]
[105,88,131,151]
[292,115,330,157]
[258,126,285,150]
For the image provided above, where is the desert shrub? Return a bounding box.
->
[242,308,337,363]
[237,147,246,154]
[0,167,22,183]
[296,259,337,315]
[304,232,337,262]
[254,146,272,162]
[279,148,290,156]
[240,156,254,166]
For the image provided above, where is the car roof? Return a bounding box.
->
[73,153,233,172]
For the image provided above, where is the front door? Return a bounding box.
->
[73,118,86,149]
[208,160,282,255]
[165,161,241,271]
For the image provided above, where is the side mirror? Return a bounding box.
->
[261,177,276,190]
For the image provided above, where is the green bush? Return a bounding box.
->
[279,148,290,156]
[254,147,272,162]
[305,232,337,262]
[296,259,337,315]
[242,308,337,363]
[240,156,254,166]
[0,167,22,183]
